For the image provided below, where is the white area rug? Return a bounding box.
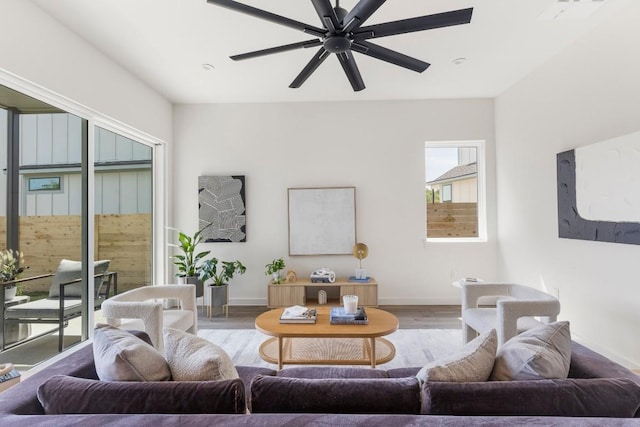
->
[198,329,462,369]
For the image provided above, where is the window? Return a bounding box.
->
[442,184,452,202]
[425,141,486,241]
[28,177,61,191]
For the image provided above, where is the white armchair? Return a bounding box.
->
[101,285,197,351]
[461,282,560,347]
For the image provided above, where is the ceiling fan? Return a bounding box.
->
[207,0,473,91]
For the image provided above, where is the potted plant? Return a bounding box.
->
[265,258,285,284]
[199,258,247,286]
[170,223,213,298]
[0,249,29,301]
[199,258,246,312]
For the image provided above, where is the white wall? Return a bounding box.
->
[1,0,172,285]
[495,3,640,368]
[0,0,171,142]
[173,99,496,306]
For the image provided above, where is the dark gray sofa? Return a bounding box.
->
[1,333,639,426]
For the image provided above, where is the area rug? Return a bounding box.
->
[197,328,462,369]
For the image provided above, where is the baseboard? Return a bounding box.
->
[378,297,460,306]
[229,297,461,306]
[228,298,268,306]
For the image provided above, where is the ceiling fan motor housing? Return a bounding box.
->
[324,35,351,53]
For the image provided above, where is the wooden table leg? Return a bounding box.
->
[370,337,376,368]
[278,337,283,370]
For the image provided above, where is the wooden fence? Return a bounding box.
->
[426,202,478,238]
[0,214,152,294]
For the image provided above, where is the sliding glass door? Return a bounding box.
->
[0,83,157,368]
[94,126,153,294]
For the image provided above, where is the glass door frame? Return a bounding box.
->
[0,69,167,351]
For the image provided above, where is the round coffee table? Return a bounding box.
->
[255,306,398,369]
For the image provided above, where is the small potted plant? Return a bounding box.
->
[199,258,246,313]
[265,258,286,284]
[199,258,246,287]
[0,249,29,301]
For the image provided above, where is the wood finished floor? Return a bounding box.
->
[198,305,462,330]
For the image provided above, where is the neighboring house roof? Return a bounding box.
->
[427,163,477,185]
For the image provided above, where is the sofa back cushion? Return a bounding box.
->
[37,375,246,414]
[422,377,640,417]
[249,375,421,414]
[275,366,389,379]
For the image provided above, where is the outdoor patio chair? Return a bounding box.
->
[1,259,117,352]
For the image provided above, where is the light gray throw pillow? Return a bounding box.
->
[490,321,571,381]
[163,328,239,381]
[416,329,497,382]
[93,323,171,382]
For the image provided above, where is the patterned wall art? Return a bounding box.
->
[198,175,246,242]
[557,149,640,245]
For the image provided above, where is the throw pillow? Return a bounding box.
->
[163,328,239,381]
[93,323,171,382]
[490,321,571,381]
[416,329,497,383]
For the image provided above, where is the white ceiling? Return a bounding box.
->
[30,0,631,104]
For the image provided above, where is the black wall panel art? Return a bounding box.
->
[198,175,246,242]
[557,150,640,245]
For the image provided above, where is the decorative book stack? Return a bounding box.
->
[279,305,317,324]
[330,306,368,325]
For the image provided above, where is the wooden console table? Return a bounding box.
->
[267,277,378,308]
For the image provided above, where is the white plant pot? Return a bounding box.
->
[4,286,17,301]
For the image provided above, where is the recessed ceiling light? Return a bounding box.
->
[452,57,467,65]
[202,63,215,71]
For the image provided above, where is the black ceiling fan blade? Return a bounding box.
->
[289,47,331,88]
[231,39,322,61]
[341,0,387,33]
[351,41,429,72]
[353,7,473,41]
[310,0,340,32]
[336,51,365,92]
[207,0,326,38]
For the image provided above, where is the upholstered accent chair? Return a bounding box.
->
[461,282,560,347]
[100,284,197,351]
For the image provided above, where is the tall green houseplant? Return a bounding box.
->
[170,223,212,297]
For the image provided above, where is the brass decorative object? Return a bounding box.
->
[352,242,369,280]
[352,243,369,268]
